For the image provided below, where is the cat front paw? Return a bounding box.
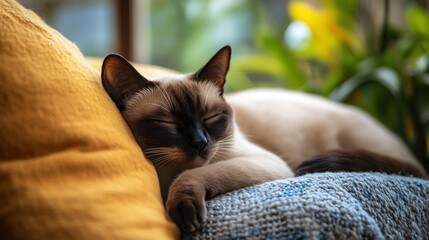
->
[166,179,207,234]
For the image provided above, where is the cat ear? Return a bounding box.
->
[194,46,231,93]
[101,54,153,111]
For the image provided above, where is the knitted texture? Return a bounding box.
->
[0,1,178,239]
[189,173,429,239]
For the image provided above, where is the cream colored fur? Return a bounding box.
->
[226,89,422,171]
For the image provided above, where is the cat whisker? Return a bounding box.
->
[145,146,172,150]
[217,142,234,149]
[218,135,234,143]
[216,149,231,154]
[144,151,169,156]
[217,148,234,154]
[218,139,234,145]
[217,139,234,145]
[217,143,233,148]
[214,151,227,158]
[151,156,173,168]
[145,154,169,160]
[144,147,173,154]
[148,154,169,161]
[155,84,174,109]
[157,157,175,168]
[144,149,170,154]
[213,139,236,161]
[217,142,234,148]
[144,146,187,168]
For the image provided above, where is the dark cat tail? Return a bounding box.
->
[295,149,427,179]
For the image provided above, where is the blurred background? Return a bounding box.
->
[20,0,429,171]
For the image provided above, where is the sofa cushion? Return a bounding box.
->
[0,0,178,239]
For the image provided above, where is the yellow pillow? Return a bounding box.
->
[0,1,178,239]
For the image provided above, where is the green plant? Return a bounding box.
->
[229,0,429,171]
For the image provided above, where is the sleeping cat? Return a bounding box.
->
[101,46,427,234]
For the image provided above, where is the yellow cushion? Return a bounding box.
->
[0,1,178,239]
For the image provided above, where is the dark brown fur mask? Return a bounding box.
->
[101,46,234,177]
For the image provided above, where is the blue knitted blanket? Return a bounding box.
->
[188,172,429,239]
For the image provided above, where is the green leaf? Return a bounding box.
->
[231,55,285,77]
[416,55,429,73]
[416,75,429,124]
[260,34,307,89]
[373,67,401,94]
[420,74,429,87]
[330,67,401,101]
[406,5,429,37]
[225,72,255,92]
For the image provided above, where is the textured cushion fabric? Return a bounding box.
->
[0,1,178,239]
[189,173,429,240]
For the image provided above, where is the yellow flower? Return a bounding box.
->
[288,1,359,65]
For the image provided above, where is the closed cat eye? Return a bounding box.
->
[203,113,222,122]
[147,119,177,126]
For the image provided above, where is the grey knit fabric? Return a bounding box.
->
[188,172,429,240]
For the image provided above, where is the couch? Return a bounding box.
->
[1,1,428,239]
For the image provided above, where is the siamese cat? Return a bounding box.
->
[101,46,427,234]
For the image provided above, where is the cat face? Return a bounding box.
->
[101,46,234,172]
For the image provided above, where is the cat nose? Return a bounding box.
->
[189,129,208,153]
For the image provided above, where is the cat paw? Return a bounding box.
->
[166,180,207,234]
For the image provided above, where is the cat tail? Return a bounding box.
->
[295,149,428,179]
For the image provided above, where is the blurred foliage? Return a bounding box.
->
[149,0,255,72]
[229,0,429,171]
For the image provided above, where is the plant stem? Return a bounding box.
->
[408,76,429,172]
[379,0,390,54]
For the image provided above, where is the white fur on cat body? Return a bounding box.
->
[224,89,423,172]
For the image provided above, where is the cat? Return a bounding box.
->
[101,46,427,234]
